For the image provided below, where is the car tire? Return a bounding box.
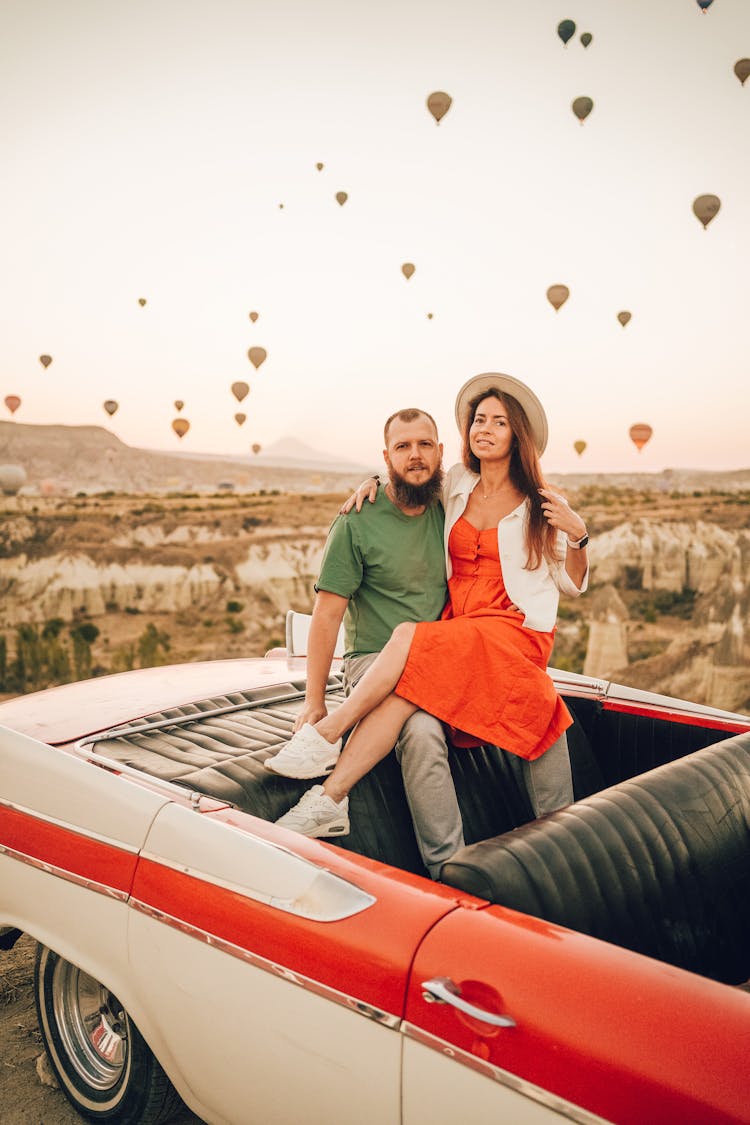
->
[34,944,184,1124]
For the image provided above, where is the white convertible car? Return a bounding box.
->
[2,615,750,1125]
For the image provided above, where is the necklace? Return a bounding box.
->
[477,483,509,501]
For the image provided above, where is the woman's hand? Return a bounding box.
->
[538,488,587,542]
[340,476,379,514]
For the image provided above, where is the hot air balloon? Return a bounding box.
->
[138,298,147,307]
[546,284,570,311]
[693,194,721,229]
[231,381,250,403]
[252,443,262,455]
[572,96,594,124]
[103,400,119,417]
[248,347,267,370]
[580,32,592,48]
[426,91,452,123]
[39,355,52,369]
[573,440,587,457]
[335,191,348,206]
[234,412,247,426]
[249,311,259,323]
[4,395,21,415]
[174,399,184,412]
[629,423,653,452]
[617,311,632,327]
[402,262,416,280]
[278,203,285,209]
[557,19,576,45]
[426,313,433,320]
[316,162,324,171]
[0,465,27,495]
[735,59,750,86]
[172,418,190,439]
[696,0,713,10]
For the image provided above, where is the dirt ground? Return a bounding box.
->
[0,935,203,1125]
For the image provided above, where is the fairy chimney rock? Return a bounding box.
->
[583,584,629,680]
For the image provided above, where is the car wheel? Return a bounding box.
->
[34,944,184,1124]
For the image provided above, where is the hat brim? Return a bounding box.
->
[454,373,548,455]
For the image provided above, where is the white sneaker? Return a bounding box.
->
[275,785,350,838]
[265,724,342,778]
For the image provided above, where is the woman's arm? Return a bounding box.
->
[340,476,379,514]
[538,488,589,590]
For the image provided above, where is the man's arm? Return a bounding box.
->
[293,590,349,732]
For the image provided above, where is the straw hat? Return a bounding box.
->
[454,372,548,455]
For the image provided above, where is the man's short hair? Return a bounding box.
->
[383,408,439,445]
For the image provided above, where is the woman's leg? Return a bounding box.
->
[315,622,416,744]
[323,694,419,802]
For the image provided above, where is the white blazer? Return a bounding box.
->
[441,464,588,632]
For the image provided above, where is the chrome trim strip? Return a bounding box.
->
[402,1023,609,1125]
[73,680,338,749]
[138,848,377,923]
[603,680,750,723]
[60,749,215,805]
[0,797,140,854]
[130,898,401,1029]
[0,844,130,902]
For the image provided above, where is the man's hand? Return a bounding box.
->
[294,704,328,732]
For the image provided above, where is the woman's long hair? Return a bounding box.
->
[461,388,556,569]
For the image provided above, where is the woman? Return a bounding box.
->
[266,373,589,839]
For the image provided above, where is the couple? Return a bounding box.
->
[265,372,589,878]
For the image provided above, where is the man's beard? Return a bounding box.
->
[389,464,444,508]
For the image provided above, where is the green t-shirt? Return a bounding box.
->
[316,487,447,657]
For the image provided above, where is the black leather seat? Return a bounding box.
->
[441,732,750,984]
[93,686,600,878]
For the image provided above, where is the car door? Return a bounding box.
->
[127,802,459,1125]
[402,904,750,1125]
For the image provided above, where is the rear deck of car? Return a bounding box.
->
[74,676,741,877]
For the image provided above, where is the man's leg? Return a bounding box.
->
[395,711,465,880]
[346,655,464,879]
[522,731,574,817]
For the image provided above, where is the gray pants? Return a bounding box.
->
[342,653,574,878]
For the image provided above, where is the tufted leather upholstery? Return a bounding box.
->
[441,732,750,983]
[92,682,599,877]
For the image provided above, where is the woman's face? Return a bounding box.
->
[469,396,514,462]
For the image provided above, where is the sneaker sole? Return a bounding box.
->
[305,818,350,838]
[264,755,340,779]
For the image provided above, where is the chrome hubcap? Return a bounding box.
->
[51,959,129,1090]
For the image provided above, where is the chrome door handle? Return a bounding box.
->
[421,976,516,1028]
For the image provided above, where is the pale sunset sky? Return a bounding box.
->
[1,0,748,472]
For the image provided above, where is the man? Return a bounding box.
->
[271,407,465,878]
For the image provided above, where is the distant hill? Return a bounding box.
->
[0,422,371,494]
[1,420,748,495]
[168,434,371,474]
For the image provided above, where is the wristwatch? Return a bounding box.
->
[567,531,589,550]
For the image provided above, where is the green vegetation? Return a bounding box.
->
[0,619,172,693]
[137,623,171,667]
[632,588,696,622]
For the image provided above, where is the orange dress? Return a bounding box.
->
[395,515,571,761]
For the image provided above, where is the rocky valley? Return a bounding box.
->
[1,486,749,714]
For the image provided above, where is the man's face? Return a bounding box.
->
[383,416,443,488]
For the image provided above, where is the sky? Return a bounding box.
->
[1,0,748,473]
